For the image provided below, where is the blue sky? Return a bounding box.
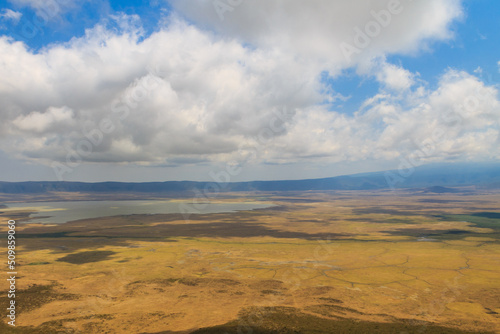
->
[1,0,167,48]
[0,0,499,182]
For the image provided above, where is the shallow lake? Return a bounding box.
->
[4,200,273,224]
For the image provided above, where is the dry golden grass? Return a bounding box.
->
[1,189,499,333]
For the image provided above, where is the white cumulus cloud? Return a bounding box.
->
[0,9,22,23]
[2,2,498,178]
[168,0,463,69]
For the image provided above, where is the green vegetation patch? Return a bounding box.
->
[305,304,365,317]
[56,250,116,264]
[16,232,70,238]
[383,228,472,239]
[349,217,419,225]
[472,212,500,219]
[0,321,73,334]
[437,212,500,230]
[191,306,492,334]
[0,284,78,316]
[0,314,115,334]
[318,297,343,304]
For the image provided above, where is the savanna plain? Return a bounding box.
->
[1,188,500,333]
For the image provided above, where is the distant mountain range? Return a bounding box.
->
[1,162,499,194]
